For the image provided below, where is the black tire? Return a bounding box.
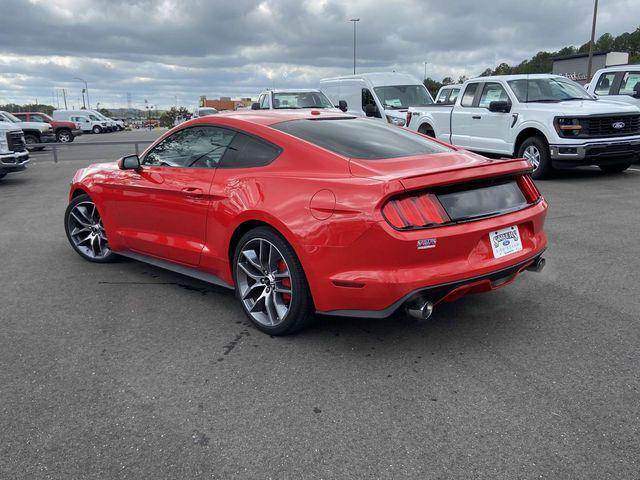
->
[599,162,632,174]
[0,173,7,180]
[517,136,553,180]
[92,125,103,134]
[56,129,72,143]
[233,226,313,335]
[64,193,116,263]
[24,134,40,151]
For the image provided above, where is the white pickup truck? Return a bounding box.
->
[0,121,29,180]
[406,74,640,178]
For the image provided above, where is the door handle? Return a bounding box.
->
[472,115,482,120]
[182,187,204,198]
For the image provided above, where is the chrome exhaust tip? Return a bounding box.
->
[406,299,434,320]
[527,257,546,273]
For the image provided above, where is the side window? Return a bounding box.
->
[448,88,460,104]
[143,126,237,168]
[460,83,479,107]
[436,89,450,104]
[260,94,270,109]
[361,88,375,110]
[619,72,640,95]
[219,133,281,168]
[478,82,509,108]
[594,73,616,95]
[32,114,48,122]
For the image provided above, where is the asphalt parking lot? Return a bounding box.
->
[1,134,639,479]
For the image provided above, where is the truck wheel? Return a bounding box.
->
[57,129,72,143]
[24,134,45,152]
[418,124,435,138]
[599,162,632,174]
[518,136,553,180]
[92,126,103,134]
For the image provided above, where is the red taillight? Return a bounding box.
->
[406,111,412,126]
[517,175,541,203]
[382,192,449,229]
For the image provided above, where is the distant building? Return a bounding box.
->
[552,51,629,84]
[199,96,252,111]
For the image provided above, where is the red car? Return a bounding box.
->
[64,110,548,335]
[14,112,83,143]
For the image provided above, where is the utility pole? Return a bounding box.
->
[586,0,599,81]
[350,18,360,74]
[423,61,427,82]
[62,88,68,109]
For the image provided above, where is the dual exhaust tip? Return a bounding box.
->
[404,256,546,321]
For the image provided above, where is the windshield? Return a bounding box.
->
[507,77,594,103]
[272,91,334,109]
[373,85,434,109]
[1,112,21,123]
[198,108,218,116]
[88,114,100,121]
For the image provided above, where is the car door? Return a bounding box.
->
[113,125,237,266]
[450,82,481,149]
[470,82,514,154]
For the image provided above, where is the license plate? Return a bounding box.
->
[489,225,523,259]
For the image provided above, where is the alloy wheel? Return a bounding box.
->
[236,238,292,327]
[67,201,110,259]
[58,131,72,142]
[523,145,541,170]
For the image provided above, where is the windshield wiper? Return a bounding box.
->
[523,99,560,103]
[561,97,593,101]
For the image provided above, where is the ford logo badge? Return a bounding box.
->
[612,121,625,129]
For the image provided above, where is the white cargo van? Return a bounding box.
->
[53,110,109,134]
[320,72,434,126]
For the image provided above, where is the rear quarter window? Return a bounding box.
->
[219,132,282,168]
[272,118,451,160]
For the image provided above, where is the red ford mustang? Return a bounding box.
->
[65,110,548,335]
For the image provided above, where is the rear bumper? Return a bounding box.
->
[549,137,640,165]
[0,151,30,173]
[320,251,545,318]
[308,200,548,316]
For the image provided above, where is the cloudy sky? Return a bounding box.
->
[0,0,638,109]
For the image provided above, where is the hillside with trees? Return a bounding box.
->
[423,26,640,96]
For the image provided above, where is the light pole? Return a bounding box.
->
[586,0,599,81]
[74,77,90,109]
[350,18,360,74]
[423,61,427,82]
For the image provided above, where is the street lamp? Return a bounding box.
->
[350,18,360,75]
[74,77,90,109]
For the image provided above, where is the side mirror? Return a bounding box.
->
[251,102,261,110]
[364,103,379,117]
[633,83,640,99]
[119,154,141,170]
[488,100,511,113]
[337,100,348,112]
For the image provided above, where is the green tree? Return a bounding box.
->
[441,76,454,85]
[159,106,191,128]
[98,108,112,117]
